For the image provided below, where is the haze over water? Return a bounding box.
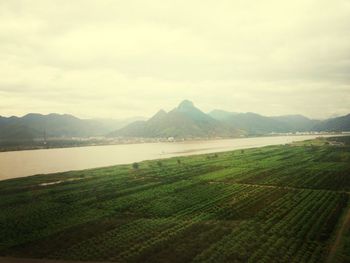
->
[0,135,332,180]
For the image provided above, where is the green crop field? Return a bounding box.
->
[0,137,349,263]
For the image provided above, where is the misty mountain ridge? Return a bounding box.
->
[1,100,349,141]
[0,114,145,140]
[313,114,350,132]
[109,100,350,138]
[109,100,243,138]
[207,111,320,134]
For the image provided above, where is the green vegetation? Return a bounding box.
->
[330,201,350,263]
[132,162,139,169]
[0,137,349,262]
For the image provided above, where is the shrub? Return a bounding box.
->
[132,162,139,169]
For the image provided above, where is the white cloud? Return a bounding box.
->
[0,0,349,119]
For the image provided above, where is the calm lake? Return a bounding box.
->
[0,135,333,180]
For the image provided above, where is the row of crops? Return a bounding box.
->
[0,138,349,262]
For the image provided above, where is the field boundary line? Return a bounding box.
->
[210,181,350,194]
[326,199,350,263]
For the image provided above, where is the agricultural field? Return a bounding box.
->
[0,136,349,263]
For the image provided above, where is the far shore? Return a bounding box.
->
[0,132,344,153]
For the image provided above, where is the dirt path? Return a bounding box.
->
[326,202,350,263]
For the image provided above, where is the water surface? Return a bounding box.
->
[0,135,331,180]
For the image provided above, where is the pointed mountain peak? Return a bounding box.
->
[149,109,167,122]
[177,100,195,110]
[171,100,214,122]
[155,109,167,116]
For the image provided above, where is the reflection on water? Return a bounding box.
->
[0,135,332,180]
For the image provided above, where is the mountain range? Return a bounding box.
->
[208,111,319,135]
[109,100,242,138]
[1,100,349,141]
[110,100,350,138]
[0,114,144,141]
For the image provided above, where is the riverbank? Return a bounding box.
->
[0,132,343,153]
[0,135,340,180]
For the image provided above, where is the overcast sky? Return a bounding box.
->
[1,0,349,119]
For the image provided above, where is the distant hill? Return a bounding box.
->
[110,100,242,138]
[209,110,320,135]
[270,115,320,132]
[208,109,239,121]
[111,102,350,138]
[312,114,350,131]
[0,114,144,141]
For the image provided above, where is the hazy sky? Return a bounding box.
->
[1,0,349,119]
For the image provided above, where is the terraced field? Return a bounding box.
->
[0,137,349,263]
